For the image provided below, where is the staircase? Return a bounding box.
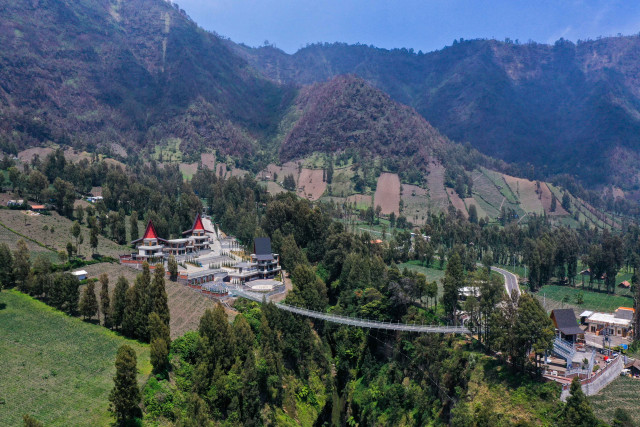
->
[552,337,576,368]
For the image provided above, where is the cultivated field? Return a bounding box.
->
[374,173,401,215]
[346,194,372,210]
[464,197,488,219]
[179,162,198,179]
[83,262,218,338]
[425,161,449,213]
[502,175,544,214]
[329,166,355,197]
[261,181,287,196]
[0,209,129,259]
[446,187,468,218]
[539,182,568,216]
[589,376,640,425]
[200,152,216,169]
[0,290,150,427]
[535,285,632,313]
[18,147,55,164]
[263,161,300,184]
[401,184,429,225]
[297,168,326,200]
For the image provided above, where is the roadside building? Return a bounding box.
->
[585,308,633,337]
[618,280,631,289]
[228,237,281,285]
[71,270,88,281]
[550,308,584,343]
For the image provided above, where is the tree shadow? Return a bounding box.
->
[0,303,6,310]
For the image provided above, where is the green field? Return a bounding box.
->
[0,290,150,426]
[535,285,633,313]
[589,376,640,425]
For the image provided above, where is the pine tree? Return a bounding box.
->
[233,314,255,361]
[13,239,31,292]
[121,287,139,338]
[132,263,152,340]
[562,377,599,426]
[109,345,141,424]
[99,273,111,328]
[90,226,99,254]
[79,282,99,320]
[149,312,171,375]
[129,211,139,242]
[441,252,464,321]
[0,242,14,289]
[168,255,178,281]
[111,276,129,330]
[151,264,170,330]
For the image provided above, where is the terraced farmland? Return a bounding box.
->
[425,161,449,213]
[374,173,401,215]
[502,175,544,214]
[402,184,429,225]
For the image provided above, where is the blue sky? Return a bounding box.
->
[174,0,640,53]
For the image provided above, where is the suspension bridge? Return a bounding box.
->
[230,267,518,334]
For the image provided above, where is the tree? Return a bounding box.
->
[79,282,99,320]
[27,170,48,202]
[22,414,44,427]
[468,204,478,224]
[111,276,129,330]
[280,234,307,272]
[561,377,599,426]
[66,242,74,260]
[441,252,464,320]
[151,264,170,330]
[129,211,139,242]
[168,255,178,281]
[100,274,111,328]
[71,221,81,253]
[149,312,170,375]
[13,239,31,292]
[109,345,142,424]
[0,243,14,289]
[562,192,571,212]
[287,264,328,311]
[612,408,634,427]
[550,195,557,212]
[76,205,85,224]
[482,251,493,274]
[283,174,296,191]
[425,280,438,308]
[90,226,99,254]
[512,293,554,371]
[31,255,53,298]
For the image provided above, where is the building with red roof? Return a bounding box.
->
[131,220,167,260]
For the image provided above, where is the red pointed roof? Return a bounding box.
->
[182,213,214,235]
[131,220,167,244]
[142,220,158,240]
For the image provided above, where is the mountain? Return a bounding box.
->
[279,75,448,164]
[231,37,640,189]
[0,0,294,159]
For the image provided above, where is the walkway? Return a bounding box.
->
[230,266,516,334]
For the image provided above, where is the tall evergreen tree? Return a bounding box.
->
[167,255,178,281]
[129,211,139,242]
[0,242,14,289]
[149,312,170,375]
[132,263,152,340]
[441,252,464,321]
[99,273,111,328]
[109,345,142,425]
[111,276,129,330]
[151,264,170,330]
[13,239,31,292]
[79,282,99,320]
[121,286,139,338]
[561,377,599,426]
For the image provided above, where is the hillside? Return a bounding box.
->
[0,290,150,426]
[279,75,448,164]
[0,0,293,159]
[232,37,640,190]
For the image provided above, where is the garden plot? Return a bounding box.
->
[328,166,355,197]
[374,173,401,215]
[179,162,198,179]
[346,194,372,210]
[200,152,216,169]
[446,188,468,218]
[502,175,544,214]
[401,184,429,225]
[426,161,449,213]
[297,168,326,200]
[464,197,488,219]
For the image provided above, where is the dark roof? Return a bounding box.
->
[551,309,583,336]
[254,237,272,255]
[615,308,634,320]
[255,254,274,261]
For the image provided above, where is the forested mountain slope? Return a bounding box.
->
[0,0,294,158]
[232,37,640,189]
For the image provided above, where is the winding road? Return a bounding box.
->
[491,266,520,298]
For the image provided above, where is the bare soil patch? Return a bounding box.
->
[539,182,568,216]
[374,173,400,215]
[502,174,544,214]
[18,147,54,163]
[446,188,468,218]
[200,153,216,169]
[426,161,449,213]
[297,168,326,200]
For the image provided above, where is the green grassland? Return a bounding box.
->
[536,284,633,313]
[588,376,640,425]
[0,290,150,426]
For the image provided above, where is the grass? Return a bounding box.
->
[399,261,445,298]
[535,284,633,313]
[0,289,150,426]
[589,376,640,425]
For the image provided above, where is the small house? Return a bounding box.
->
[30,204,45,212]
[618,280,631,289]
[625,360,640,377]
[550,309,584,343]
[72,270,88,281]
[7,199,23,207]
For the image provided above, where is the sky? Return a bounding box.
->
[173,0,640,54]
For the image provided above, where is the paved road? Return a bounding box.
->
[491,266,519,298]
